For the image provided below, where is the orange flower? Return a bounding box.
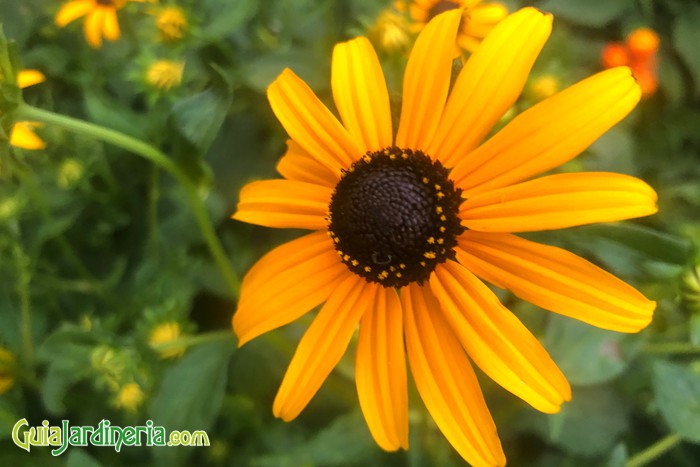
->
[602,27,660,98]
[55,0,152,48]
[233,8,655,465]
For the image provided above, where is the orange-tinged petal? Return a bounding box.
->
[267,68,361,176]
[356,286,408,451]
[233,179,332,230]
[460,172,658,232]
[463,3,509,38]
[17,70,46,89]
[233,232,349,346]
[452,67,641,196]
[429,8,551,167]
[276,140,339,187]
[84,9,105,48]
[402,283,505,466]
[102,8,121,41]
[431,261,571,413]
[10,122,46,150]
[395,9,462,151]
[55,0,93,27]
[457,231,655,332]
[273,274,373,421]
[332,37,393,153]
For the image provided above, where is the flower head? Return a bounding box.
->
[369,9,411,53]
[114,382,145,412]
[398,0,508,53]
[154,6,188,42]
[9,70,46,150]
[0,346,16,395]
[232,8,657,465]
[602,27,660,98]
[146,60,184,91]
[149,321,186,359]
[55,0,151,48]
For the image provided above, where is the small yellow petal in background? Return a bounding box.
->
[463,3,509,39]
[268,68,361,176]
[276,140,339,188]
[273,274,373,421]
[452,67,641,196]
[403,283,506,467]
[102,8,121,42]
[17,70,46,89]
[332,37,393,153]
[233,179,332,230]
[55,0,94,27]
[395,9,462,151]
[84,9,106,48]
[457,232,656,332]
[233,232,349,346]
[429,7,552,167]
[356,286,408,451]
[10,122,46,150]
[460,172,658,232]
[430,261,571,413]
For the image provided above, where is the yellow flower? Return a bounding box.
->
[231,8,656,466]
[369,9,411,53]
[528,74,560,101]
[154,6,188,42]
[55,0,151,48]
[146,60,185,91]
[114,382,145,412]
[398,0,508,53]
[0,347,16,395]
[10,70,46,150]
[149,322,185,359]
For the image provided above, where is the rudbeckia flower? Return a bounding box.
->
[55,0,151,48]
[398,0,508,53]
[232,8,657,466]
[10,70,47,150]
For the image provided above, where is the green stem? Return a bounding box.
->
[12,244,34,366]
[626,433,682,467]
[642,342,700,355]
[16,104,240,299]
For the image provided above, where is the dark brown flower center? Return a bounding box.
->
[427,1,461,20]
[97,0,115,5]
[327,147,464,288]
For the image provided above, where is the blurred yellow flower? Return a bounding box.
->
[55,0,152,48]
[149,322,186,359]
[146,60,185,91]
[529,74,560,101]
[370,10,411,53]
[57,158,86,189]
[0,346,16,395]
[398,0,508,53]
[10,70,47,150]
[115,382,145,412]
[154,6,188,42]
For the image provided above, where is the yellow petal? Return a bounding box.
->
[452,67,642,196]
[233,232,349,346]
[102,8,121,41]
[395,9,462,151]
[462,3,509,38]
[267,68,361,176]
[356,286,408,451]
[430,261,571,413]
[276,140,339,188]
[460,172,658,232]
[273,274,373,421]
[232,179,332,230]
[402,283,505,467]
[10,122,46,150]
[457,231,655,332]
[429,8,551,167]
[17,70,46,89]
[332,37,393,153]
[55,0,93,27]
[84,9,105,48]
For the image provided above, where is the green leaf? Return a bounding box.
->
[0,398,21,441]
[171,85,232,156]
[652,360,700,442]
[673,4,700,98]
[606,443,629,467]
[201,0,258,40]
[66,449,103,467]
[538,0,634,27]
[84,91,148,140]
[690,314,700,346]
[545,316,633,386]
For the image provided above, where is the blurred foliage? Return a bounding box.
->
[1,0,700,466]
